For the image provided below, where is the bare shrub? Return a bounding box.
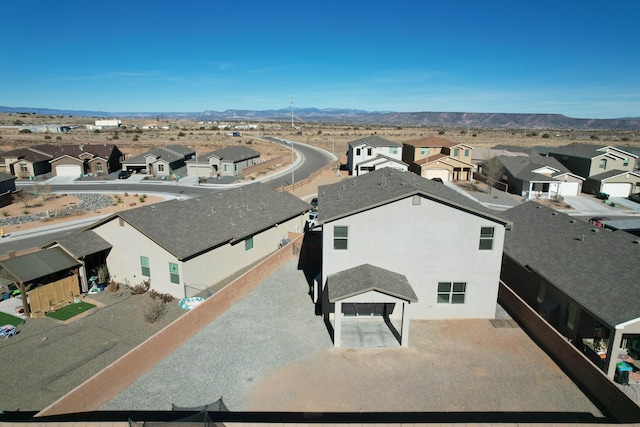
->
[143,298,167,323]
[130,279,150,295]
[108,279,119,292]
[149,289,175,303]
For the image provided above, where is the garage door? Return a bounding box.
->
[558,181,580,196]
[55,164,82,177]
[601,182,632,197]
[425,169,450,181]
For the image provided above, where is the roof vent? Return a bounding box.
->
[591,228,598,234]
[552,212,557,215]
[569,219,576,223]
[574,235,585,242]
[633,240,640,244]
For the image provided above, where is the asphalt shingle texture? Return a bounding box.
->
[328,263,418,302]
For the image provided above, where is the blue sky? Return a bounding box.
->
[2,1,638,118]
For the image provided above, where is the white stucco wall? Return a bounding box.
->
[322,196,506,320]
[607,319,640,378]
[92,213,306,298]
[348,144,402,175]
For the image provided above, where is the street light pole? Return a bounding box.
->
[291,96,294,128]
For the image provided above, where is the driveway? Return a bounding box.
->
[562,195,636,216]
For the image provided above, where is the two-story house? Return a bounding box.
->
[535,144,639,197]
[186,145,260,178]
[314,168,510,347]
[346,136,406,176]
[501,202,640,381]
[402,137,474,181]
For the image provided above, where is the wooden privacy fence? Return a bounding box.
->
[242,155,284,178]
[276,160,340,193]
[28,274,80,318]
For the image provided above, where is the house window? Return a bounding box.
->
[20,164,28,172]
[412,195,421,205]
[356,148,361,156]
[623,158,629,167]
[389,147,398,155]
[453,148,459,157]
[333,226,348,250]
[437,282,466,304]
[367,148,372,156]
[599,159,607,169]
[96,163,103,173]
[140,256,150,277]
[565,301,577,330]
[169,262,180,284]
[420,147,429,156]
[224,164,230,172]
[464,149,469,157]
[119,218,124,227]
[245,236,254,251]
[158,164,165,172]
[479,227,495,250]
[234,164,238,172]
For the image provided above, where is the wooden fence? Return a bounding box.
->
[242,155,284,178]
[28,273,80,318]
[276,160,340,193]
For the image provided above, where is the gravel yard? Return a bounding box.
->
[102,259,605,419]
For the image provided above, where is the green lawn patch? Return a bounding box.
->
[0,311,25,327]
[46,301,96,321]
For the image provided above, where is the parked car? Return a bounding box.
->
[431,177,444,183]
[629,193,640,203]
[596,192,609,200]
[310,197,318,210]
[118,170,131,179]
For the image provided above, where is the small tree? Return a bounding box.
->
[482,157,505,194]
[13,190,33,208]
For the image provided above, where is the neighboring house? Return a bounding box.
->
[533,144,639,197]
[49,144,124,177]
[186,145,260,178]
[0,144,124,178]
[500,202,640,381]
[346,136,403,176]
[496,154,585,200]
[402,137,474,181]
[315,168,510,347]
[0,172,17,207]
[86,183,310,298]
[42,230,113,293]
[122,145,195,177]
[583,169,640,198]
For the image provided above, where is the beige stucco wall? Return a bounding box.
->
[607,319,640,378]
[92,213,307,299]
[588,153,635,177]
[322,195,505,320]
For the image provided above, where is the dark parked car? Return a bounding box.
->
[596,192,609,200]
[629,193,640,203]
[310,197,318,209]
[118,170,131,179]
[431,177,444,183]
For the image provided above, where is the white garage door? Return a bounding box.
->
[56,164,82,177]
[558,181,580,196]
[602,182,632,197]
[425,169,450,181]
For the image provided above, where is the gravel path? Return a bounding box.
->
[102,259,603,418]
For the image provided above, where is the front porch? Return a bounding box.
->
[333,316,402,348]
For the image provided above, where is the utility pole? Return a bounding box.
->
[291,96,294,128]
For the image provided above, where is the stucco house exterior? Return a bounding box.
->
[496,154,585,200]
[0,171,17,207]
[583,170,640,198]
[86,183,310,298]
[0,146,57,178]
[314,168,510,347]
[346,136,404,176]
[402,137,474,181]
[49,144,124,177]
[500,202,640,381]
[121,145,195,177]
[186,145,260,178]
[535,144,638,196]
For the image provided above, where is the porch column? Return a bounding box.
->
[334,301,342,348]
[401,302,411,347]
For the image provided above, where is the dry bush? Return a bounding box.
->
[130,279,150,295]
[143,298,167,323]
[108,279,119,292]
[149,289,175,303]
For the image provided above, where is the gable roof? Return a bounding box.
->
[43,230,112,258]
[498,154,579,182]
[541,143,637,160]
[89,183,310,261]
[501,202,640,327]
[587,169,640,181]
[1,144,119,164]
[0,171,17,183]
[316,168,510,226]
[123,145,194,165]
[328,264,418,303]
[403,136,458,148]
[348,135,401,148]
[189,146,260,163]
[0,247,80,284]
[356,154,408,168]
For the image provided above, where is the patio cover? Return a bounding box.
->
[0,247,80,284]
[327,264,417,348]
[43,230,112,258]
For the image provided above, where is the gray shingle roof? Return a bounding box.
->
[0,171,16,183]
[0,247,80,283]
[316,168,510,226]
[501,202,640,327]
[191,146,260,163]
[347,135,402,148]
[498,154,574,182]
[44,230,112,258]
[588,169,640,181]
[94,183,310,260]
[328,264,418,302]
[123,145,194,165]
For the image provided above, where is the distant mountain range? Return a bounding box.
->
[2,106,639,130]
